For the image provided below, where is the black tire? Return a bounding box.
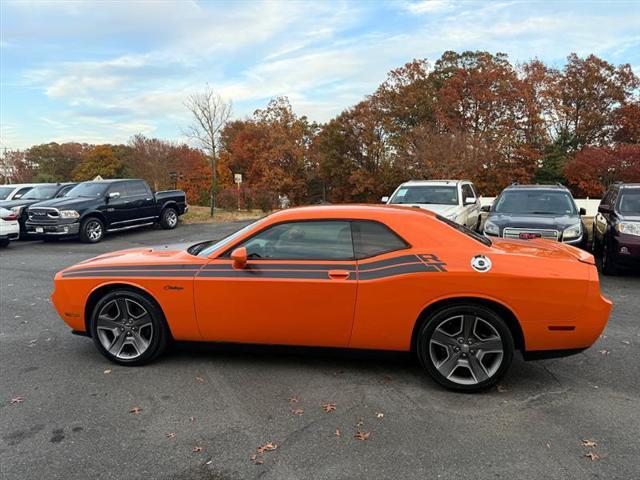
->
[416,304,514,392]
[0,238,10,248]
[601,241,618,276]
[90,289,169,366]
[79,217,105,243]
[159,207,178,230]
[591,226,601,255]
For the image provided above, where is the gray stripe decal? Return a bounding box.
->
[358,263,439,280]
[198,270,352,280]
[62,271,196,278]
[205,263,356,271]
[358,255,420,271]
[66,264,201,273]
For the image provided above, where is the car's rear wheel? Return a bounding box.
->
[90,290,169,365]
[416,305,514,392]
[0,238,10,248]
[79,217,105,243]
[159,207,178,229]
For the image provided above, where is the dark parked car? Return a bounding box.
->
[25,179,188,243]
[483,184,587,248]
[592,182,640,275]
[0,183,77,237]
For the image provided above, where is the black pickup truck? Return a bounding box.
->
[25,179,188,243]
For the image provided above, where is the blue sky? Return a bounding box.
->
[1,0,639,150]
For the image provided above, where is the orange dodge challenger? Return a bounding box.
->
[52,205,612,391]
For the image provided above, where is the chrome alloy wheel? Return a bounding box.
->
[166,210,178,227]
[86,220,103,241]
[96,297,153,360]
[429,314,504,385]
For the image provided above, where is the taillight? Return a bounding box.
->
[1,213,17,221]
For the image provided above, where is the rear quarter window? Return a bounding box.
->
[352,220,409,259]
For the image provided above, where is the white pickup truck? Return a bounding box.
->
[382,180,482,231]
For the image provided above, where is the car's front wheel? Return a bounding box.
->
[90,290,169,365]
[79,217,105,243]
[601,241,619,276]
[416,305,514,392]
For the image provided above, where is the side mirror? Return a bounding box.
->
[381,196,389,204]
[579,207,587,216]
[108,191,120,200]
[481,205,491,213]
[598,205,611,215]
[231,247,248,269]
[464,197,476,206]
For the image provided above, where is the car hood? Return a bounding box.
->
[394,204,462,216]
[62,243,198,273]
[30,196,98,210]
[486,213,581,231]
[0,198,44,209]
[491,237,595,264]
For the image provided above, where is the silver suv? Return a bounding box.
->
[382,180,482,230]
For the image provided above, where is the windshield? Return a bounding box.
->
[22,184,59,200]
[189,218,268,257]
[493,190,576,215]
[436,215,491,246]
[0,186,14,200]
[618,190,640,214]
[65,182,108,198]
[390,186,459,206]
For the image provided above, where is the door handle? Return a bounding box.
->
[328,270,350,280]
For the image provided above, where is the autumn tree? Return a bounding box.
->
[72,145,124,181]
[25,142,87,182]
[0,149,36,183]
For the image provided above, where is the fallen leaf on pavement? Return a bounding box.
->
[356,419,364,427]
[288,395,300,403]
[382,375,393,384]
[322,402,336,413]
[375,412,384,419]
[189,416,195,422]
[584,452,599,461]
[129,407,143,415]
[10,397,24,405]
[581,439,598,448]
[195,376,205,384]
[193,446,203,453]
[354,431,371,441]
[165,432,176,438]
[335,428,341,437]
[621,340,631,345]
[251,443,278,464]
[598,349,610,355]
[497,384,508,393]
[104,369,112,374]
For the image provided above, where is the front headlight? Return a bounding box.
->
[484,220,499,236]
[59,210,80,219]
[617,222,640,236]
[563,223,582,240]
[10,205,25,216]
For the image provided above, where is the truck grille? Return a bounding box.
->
[503,227,559,241]
[28,207,61,224]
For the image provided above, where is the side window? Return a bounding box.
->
[601,189,613,207]
[352,221,409,259]
[107,182,125,198]
[13,187,32,199]
[461,184,475,201]
[126,181,150,197]
[237,221,354,260]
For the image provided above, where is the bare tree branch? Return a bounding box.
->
[184,85,232,215]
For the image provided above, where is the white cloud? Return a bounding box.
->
[402,0,453,14]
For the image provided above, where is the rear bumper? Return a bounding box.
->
[0,232,19,241]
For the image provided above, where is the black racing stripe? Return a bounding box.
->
[204,263,356,271]
[357,255,420,271]
[65,264,201,273]
[198,270,338,280]
[62,270,196,278]
[358,263,439,280]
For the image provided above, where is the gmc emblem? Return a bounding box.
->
[519,232,541,240]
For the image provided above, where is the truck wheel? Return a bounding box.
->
[80,217,105,243]
[159,207,178,230]
[0,238,10,248]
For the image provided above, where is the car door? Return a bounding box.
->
[461,183,480,229]
[124,180,156,223]
[194,220,358,347]
[104,182,129,226]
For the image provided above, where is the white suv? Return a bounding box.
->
[0,207,20,247]
[382,180,482,230]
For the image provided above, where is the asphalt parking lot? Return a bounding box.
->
[1,223,639,480]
